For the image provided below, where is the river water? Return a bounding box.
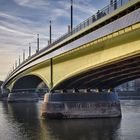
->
[0,100,140,140]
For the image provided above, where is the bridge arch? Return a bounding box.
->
[12,74,49,93]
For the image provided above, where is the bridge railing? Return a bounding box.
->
[44,0,131,50]
[6,0,132,80]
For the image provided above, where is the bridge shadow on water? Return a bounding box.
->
[1,102,122,140]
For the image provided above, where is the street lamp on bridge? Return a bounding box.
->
[36,34,39,53]
[71,0,73,31]
[13,65,14,71]
[29,43,31,57]
[15,60,17,68]
[49,20,52,44]
[23,49,25,62]
[19,55,21,65]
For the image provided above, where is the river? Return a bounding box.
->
[0,100,140,140]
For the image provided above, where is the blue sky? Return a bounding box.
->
[0,0,109,80]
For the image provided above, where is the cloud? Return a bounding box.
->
[0,25,31,36]
[13,0,49,9]
[75,0,97,15]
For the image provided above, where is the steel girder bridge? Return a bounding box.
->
[2,0,140,118]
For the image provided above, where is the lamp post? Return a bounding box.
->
[13,65,14,71]
[48,40,50,45]
[49,20,52,44]
[49,20,53,88]
[37,34,39,53]
[29,43,31,57]
[19,55,20,65]
[71,0,73,31]
[15,60,17,68]
[23,49,25,62]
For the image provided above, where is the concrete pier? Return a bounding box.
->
[0,88,9,101]
[7,92,39,102]
[41,92,121,119]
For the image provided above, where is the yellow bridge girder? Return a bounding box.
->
[6,22,140,91]
[52,23,140,89]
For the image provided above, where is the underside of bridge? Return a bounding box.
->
[52,23,140,91]
[12,75,48,92]
[53,54,140,91]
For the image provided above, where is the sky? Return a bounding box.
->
[0,0,109,81]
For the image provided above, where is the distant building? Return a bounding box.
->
[115,80,135,91]
[115,79,140,92]
[134,79,140,91]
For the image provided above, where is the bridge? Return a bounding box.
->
[1,0,140,118]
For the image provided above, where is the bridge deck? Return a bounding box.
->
[3,0,140,90]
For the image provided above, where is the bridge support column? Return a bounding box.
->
[7,92,39,102]
[41,91,121,119]
[0,88,9,100]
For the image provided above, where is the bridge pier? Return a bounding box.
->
[0,87,9,100]
[7,92,39,102]
[41,91,121,119]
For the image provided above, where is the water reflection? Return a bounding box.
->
[2,102,121,140]
[6,102,44,140]
[0,102,124,140]
[1,101,140,140]
[7,102,39,122]
[40,118,121,140]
